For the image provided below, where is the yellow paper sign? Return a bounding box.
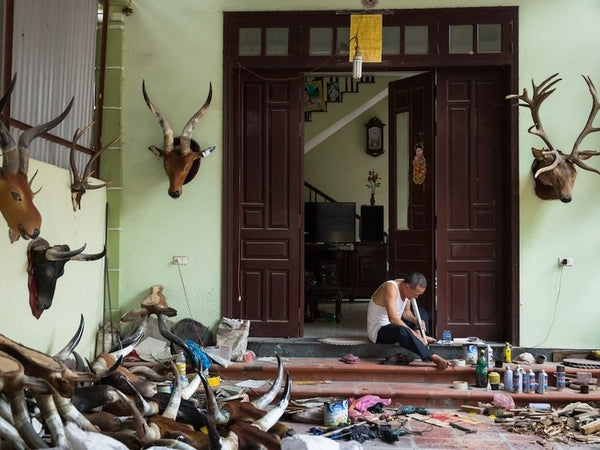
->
[349,14,382,63]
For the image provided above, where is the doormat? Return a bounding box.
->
[319,338,369,346]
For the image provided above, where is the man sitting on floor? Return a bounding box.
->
[367,273,450,370]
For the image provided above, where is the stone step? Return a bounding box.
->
[212,356,600,409]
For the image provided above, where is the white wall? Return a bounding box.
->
[0,159,106,359]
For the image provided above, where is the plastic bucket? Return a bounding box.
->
[323,398,348,427]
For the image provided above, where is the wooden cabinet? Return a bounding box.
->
[304,242,387,321]
[354,243,388,298]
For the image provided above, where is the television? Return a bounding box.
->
[305,202,356,243]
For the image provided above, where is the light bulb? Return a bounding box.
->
[352,46,362,80]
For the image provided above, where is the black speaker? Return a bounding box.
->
[360,205,384,242]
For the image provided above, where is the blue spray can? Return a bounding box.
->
[504,365,513,392]
[527,369,536,393]
[513,366,523,393]
[536,369,548,394]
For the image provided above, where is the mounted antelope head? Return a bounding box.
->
[0,74,74,242]
[142,81,214,198]
[69,121,120,211]
[506,73,600,203]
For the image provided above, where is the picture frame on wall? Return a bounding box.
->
[326,79,342,103]
[304,79,326,112]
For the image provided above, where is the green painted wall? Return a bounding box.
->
[112,0,600,348]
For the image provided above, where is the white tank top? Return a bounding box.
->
[366,280,401,343]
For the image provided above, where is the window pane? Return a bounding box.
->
[239,28,261,56]
[309,28,333,56]
[449,24,473,54]
[383,26,401,55]
[337,27,350,55]
[266,28,288,56]
[405,26,429,55]
[478,24,501,53]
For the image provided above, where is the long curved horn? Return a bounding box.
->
[53,314,84,361]
[179,83,212,155]
[251,353,283,409]
[142,80,174,154]
[251,373,292,432]
[45,243,86,261]
[162,362,182,420]
[0,74,16,112]
[69,245,106,262]
[0,75,18,174]
[199,372,230,424]
[18,97,74,175]
[8,389,50,448]
[0,415,27,450]
[109,317,147,353]
[156,313,196,367]
[34,392,67,447]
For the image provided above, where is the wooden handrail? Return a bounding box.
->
[304,181,361,221]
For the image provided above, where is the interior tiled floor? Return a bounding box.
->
[304,299,370,339]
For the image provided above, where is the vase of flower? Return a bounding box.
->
[366,170,381,206]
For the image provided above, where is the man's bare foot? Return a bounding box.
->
[430,354,450,370]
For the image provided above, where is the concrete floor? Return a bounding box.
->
[281,412,599,449]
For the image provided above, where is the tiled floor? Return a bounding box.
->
[304,300,370,339]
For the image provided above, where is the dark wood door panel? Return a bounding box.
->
[436,67,508,341]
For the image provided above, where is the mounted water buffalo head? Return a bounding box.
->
[70,121,120,211]
[0,74,74,241]
[506,74,600,203]
[142,80,214,198]
[26,237,105,319]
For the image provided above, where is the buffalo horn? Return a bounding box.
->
[53,314,84,361]
[45,243,86,261]
[0,414,27,450]
[179,83,212,155]
[109,316,148,353]
[161,362,182,420]
[251,353,284,410]
[200,371,230,424]
[0,75,17,174]
[18,97,74,175]
[156,313,196,367]
[142,80,174,155]
[252,372,292,432]
[35,392,68,448]
[219,431,240,450]
[8,389,50,448]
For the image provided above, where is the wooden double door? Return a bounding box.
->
[224,67,513,341]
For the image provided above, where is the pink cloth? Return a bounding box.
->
[349,394,391,412]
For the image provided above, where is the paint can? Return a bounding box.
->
[323,398,348,427]
[463,344,478,365]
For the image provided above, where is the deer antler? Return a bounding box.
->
[506,73,562,178]
[568,75,600,174]
[70,121,120,211]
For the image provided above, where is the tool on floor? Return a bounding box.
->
[449,421,477,433]
[397,405,429,416]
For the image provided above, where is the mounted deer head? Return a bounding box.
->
[506,73,600,203]
[142,80,214,198]
[69,121,120,211]
[0,74,74,242]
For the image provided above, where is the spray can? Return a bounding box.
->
[556,365,566,390]
[527,369,536,393]
[513,366,523,393]
[504,365,513,392]
[503,342,512,363]
[536,369,548,394]
[486,344,494,369]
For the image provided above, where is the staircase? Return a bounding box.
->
[213,342,600,410]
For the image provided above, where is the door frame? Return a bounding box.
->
[222,7,520,343]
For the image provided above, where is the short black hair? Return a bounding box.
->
[405,272,427,289]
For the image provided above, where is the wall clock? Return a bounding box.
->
[365,116,385,156]
[362,0,379,8]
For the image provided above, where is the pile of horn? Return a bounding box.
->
[0,315,293,449]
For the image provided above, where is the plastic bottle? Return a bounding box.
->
[503,342,512,363]
[476,349,488,388]
[175,350,189,388]
[504,365,513,392]
[556,365,566,390]
[513,365,523,393]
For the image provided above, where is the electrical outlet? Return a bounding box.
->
[557,257,574,267]
[172,256,188,265]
